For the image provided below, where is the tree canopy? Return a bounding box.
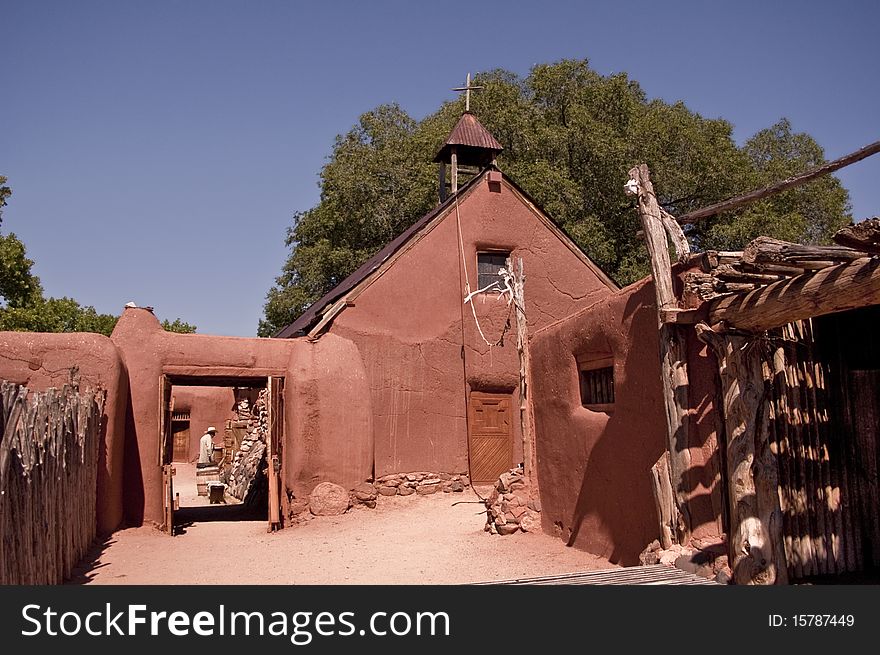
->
[260,59,852,336]
[0,175,197,336]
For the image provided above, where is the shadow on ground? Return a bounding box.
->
[66,537,116,584]
[173,502,267,534]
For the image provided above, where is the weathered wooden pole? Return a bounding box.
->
[696,324,788,584]
[512,258,538,492]
[678,139,880,224]
[626,164,692,543]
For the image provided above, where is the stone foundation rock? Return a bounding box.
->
[639,539,731,583]
[345,471,471,508]
[309,482,350,516]
[484,465,540,536]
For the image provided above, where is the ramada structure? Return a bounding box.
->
[2,109,878,584]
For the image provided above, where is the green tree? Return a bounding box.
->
[261,60,852,335]
[0,231,43,309]
[0,175,196,336]
[161,318,197,334]
[1,174,43,309]
[0,175,11,222]
[258,104,437,335]
[697,119,851,251]
[0,297,118,335]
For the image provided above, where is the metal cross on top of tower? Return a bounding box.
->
[452,73,483,112]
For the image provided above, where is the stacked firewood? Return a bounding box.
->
[684,218,880,304]
[222,389,269,504]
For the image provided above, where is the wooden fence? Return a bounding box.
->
[768,320,880,579]
[0,380,105,584]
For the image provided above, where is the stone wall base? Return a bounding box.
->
[484,466,541,535]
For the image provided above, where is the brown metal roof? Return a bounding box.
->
[273,171,489,338]
[433,112,503,162]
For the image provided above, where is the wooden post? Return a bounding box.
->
[450,147,458,194]
[650,452,677,549]
[696,324,788,585]
[512,258,538,492]
[628,164,692,542]
[438,161,447,203]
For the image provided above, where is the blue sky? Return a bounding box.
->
[2,1,878,336]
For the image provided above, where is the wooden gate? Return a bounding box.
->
[468,392,513,485]
[266,376,284,531]
[158,375,176,534]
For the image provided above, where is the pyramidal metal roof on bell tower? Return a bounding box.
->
[434,111,503,163]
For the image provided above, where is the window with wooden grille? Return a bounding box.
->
[477,252,510,289]
[578,358,614,410]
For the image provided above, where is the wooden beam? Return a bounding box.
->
[695,324,788,585]
[628,164,692,542]
[709,256,880,333]
[742,236,868,267]
[659,207,690,264]
[659,307,704,325]
[677,139,880,224]
[833,217,880,254]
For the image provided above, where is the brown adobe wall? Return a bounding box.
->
[286,331,373,499]
[110,307,372,527]
[529,277,724,565]
[330,174,615,478]
[171,386,235,461]
[0,331,128,535]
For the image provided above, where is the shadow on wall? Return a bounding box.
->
[563,285,668,565]
[122,392,144,527]
[537,279,724,566]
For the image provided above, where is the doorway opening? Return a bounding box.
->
[159,375,284,535]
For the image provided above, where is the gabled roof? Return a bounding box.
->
[274,168,618,338]
[274,172,487,338]
[433,112,503,162]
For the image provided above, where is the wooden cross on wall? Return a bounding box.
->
[452,73,483,112]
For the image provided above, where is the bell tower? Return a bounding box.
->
[435,74,503,202]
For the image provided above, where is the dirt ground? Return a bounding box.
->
[70,464,615,585]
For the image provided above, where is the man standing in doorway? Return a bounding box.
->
[198,426,217,468]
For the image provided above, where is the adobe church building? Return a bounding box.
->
[0,109,640,541]
[274,111,618,485]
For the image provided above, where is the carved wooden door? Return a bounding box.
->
[468,392,513,485]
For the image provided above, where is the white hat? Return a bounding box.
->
[207,426,217,433]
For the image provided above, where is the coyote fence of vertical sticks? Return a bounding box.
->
[0,380,105,584]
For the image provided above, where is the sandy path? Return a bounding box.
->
[71,468,614,584]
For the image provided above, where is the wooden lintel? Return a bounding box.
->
[660,307,704,325]
[709,256,880,333]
